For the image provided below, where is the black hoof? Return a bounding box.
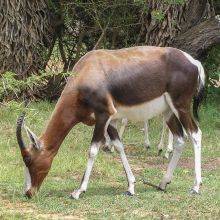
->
[145,145,150,150]
[124,191,134,196]
[69,194,74,199]
[158,182,170,192]
[158,149,163,156]
[189,189,200,195]
[157,186,166,192]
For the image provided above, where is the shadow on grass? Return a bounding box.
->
[42,182,172,200]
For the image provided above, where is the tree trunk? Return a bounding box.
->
[173,18,220,59]
[0,0,56,77]
[143,0,220,59]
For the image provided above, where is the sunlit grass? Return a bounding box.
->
[0,98,219,219]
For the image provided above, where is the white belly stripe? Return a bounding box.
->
[113,95,169,122]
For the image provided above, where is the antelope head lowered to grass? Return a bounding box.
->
[16,46,205,199]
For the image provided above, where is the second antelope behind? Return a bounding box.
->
[16,46,205,199]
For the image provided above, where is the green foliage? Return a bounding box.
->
[0,71,71,102]
[152,10,165,21]
[57,0,149,55]
[0,72,46,100]
[204,45,220,96]
[164,0,186,5]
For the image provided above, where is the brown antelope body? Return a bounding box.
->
[16,46,205,199]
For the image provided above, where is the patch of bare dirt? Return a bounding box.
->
[203,157,220,171]
[114,152,220,174]
[142,157,220,170]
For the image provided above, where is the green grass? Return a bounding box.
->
[0,98,220,219]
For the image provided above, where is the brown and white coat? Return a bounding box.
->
[16,46,205,199]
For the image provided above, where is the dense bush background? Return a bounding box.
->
[0,0,219,101]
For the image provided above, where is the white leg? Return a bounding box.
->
[164,129,174,159]
[190,128,202,194]
[112,139,135,195]
[143,120,150,149]
[103,133,114,152]
[103,117,115,152]
[109,120,118,152]
[119,118,128,139]
[159,136,185,190]
[70,142,101,199]
[157,118,166,154]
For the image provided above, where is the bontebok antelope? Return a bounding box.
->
[16,46,205,199]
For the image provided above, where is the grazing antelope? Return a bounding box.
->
[16,46,205,199]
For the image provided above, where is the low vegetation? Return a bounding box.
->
[0,97,219,219]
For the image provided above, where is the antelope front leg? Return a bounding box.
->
[70,142,101,199]
[115,140,135,195]
[70,113,109,199]
[108,125,136,195]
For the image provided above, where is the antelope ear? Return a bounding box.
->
[24,125,41,150]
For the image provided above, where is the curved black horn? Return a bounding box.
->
[16,112,26,149]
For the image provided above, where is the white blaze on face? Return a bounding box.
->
[24,166,32,193]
